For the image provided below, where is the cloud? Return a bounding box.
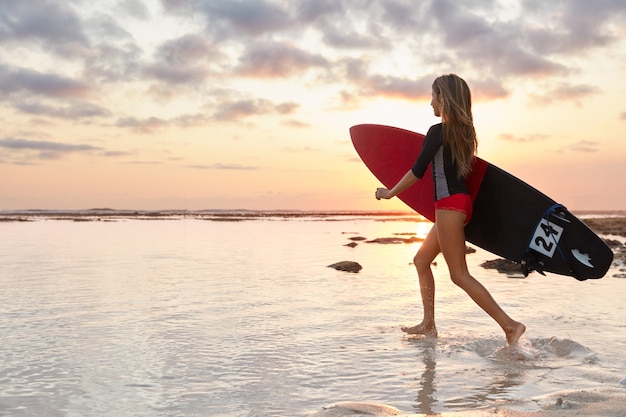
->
[144,33,220,84]
[468,78,510,100]
[530,83,600,106]
[0,136,134,164]
[144,63,211,85]
[115,100,300,133]
[295,0,345,24]
[82,41,144,83]
[163,0,345,38]
[282,119,311,128]
[275,102,299,114]
[522,0,626,54]
[236,42,329,78]
[364,74,433,100]
[115,97,297,132]
[172,113,212,128]
[430,0,493,45]
[85,13,134,43]
[213,98,299,122]
[188,163,258,170]
[567,140,600,153]
[160,0,195,13]
[0,65,91,98]
[14,101,111,120]
[116,117,169,134]
[379,0,428,31]
[282,146,320,153]
[125,160,163,165]
[0,137,102,160]
[499,133,552,143]
[1,0,626,139]
[158,33,217,65]
[103,150,135,157]
[0,62,105,125]
[1,2,141,83]
[311,4,390,50]
[320,25,388,49]
[199,0,292,38]
[0,1,88,48]
[429,0,569,79]
[0,138,98,152]
[333,59,433,101]
[501,134,600,155]
[116,0,152,20]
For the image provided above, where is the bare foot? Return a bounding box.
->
[505,322,526,345]
[401,323,438,337]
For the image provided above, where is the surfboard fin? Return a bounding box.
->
[521,253,546,276]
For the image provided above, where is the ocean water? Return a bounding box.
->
[0,212,625,417]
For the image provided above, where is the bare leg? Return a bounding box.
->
[402,225,439,337]
[435,209,526,345]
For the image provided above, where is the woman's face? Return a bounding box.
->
[431,88,442,117]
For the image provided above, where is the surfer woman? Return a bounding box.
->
[374,74,526,345]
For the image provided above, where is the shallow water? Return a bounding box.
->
[0,214,624,416]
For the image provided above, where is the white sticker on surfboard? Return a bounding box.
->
[529,219,564,258]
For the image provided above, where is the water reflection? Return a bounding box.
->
[412,338,438,414]
[409,337,533,413]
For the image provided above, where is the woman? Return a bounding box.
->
[375,74,526,346]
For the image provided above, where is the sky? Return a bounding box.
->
[1,0,625,211]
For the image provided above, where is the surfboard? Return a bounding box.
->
[350,124,613,280]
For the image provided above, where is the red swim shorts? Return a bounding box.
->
[435,193,473,225]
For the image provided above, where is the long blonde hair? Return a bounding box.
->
[432,74,477,178]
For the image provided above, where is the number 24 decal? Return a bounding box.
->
[529,219,564,258]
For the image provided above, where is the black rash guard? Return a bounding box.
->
[411,123,469,201]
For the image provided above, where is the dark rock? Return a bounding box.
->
[328,261,362,273]
[480,258,522,274]
[366,237,405,244]
[367,236,423,244]
[348,236,367,241]
[603,238,623,249]
[344,242,358,248]
[613,247,626,264]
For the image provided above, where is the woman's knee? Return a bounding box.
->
[449,271,471,288]
[414,251,434,272]
[449,273,464,287]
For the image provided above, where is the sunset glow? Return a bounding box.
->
[1,1,625,211]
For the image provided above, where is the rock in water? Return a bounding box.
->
[322,401,403,416]
[480,258,522,274]
[327,261,362,273]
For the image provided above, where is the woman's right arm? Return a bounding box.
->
[376,124,441,201]
[375,170,419,200]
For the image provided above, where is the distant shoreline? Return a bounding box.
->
[0,209,419,221]
[2,210,625,239]
[1,208,625,217]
